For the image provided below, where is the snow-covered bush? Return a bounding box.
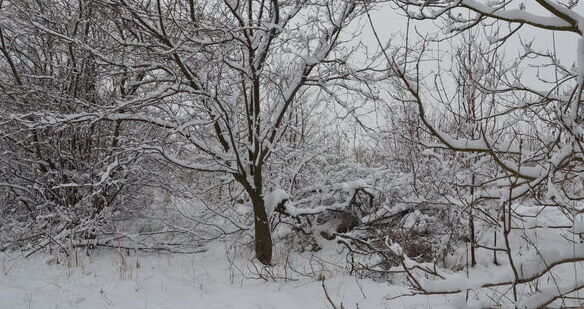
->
[380,1,584,307]
[0,0,157,253]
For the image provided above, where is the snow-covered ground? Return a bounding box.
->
[0,244,456,309]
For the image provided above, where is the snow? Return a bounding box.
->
[388,242,404,257]
[578,37,584,84]
[0,245,458,309]
[265,189,290,217]
[461,0,577,30]
[575,219,584,234]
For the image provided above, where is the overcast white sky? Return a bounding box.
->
[333,1,584,146]
[367,2,583,67]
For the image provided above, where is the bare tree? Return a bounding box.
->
[7,0,375,264]
[0,0,151,252]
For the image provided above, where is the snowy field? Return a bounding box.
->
[3,2,584,308]
[0,244,457,309]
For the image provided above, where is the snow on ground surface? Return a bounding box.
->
[0,244,457,309]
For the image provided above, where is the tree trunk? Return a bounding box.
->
[251,194,272,265]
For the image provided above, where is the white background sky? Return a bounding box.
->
[334,1,584,146]
[366,2,583,63]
